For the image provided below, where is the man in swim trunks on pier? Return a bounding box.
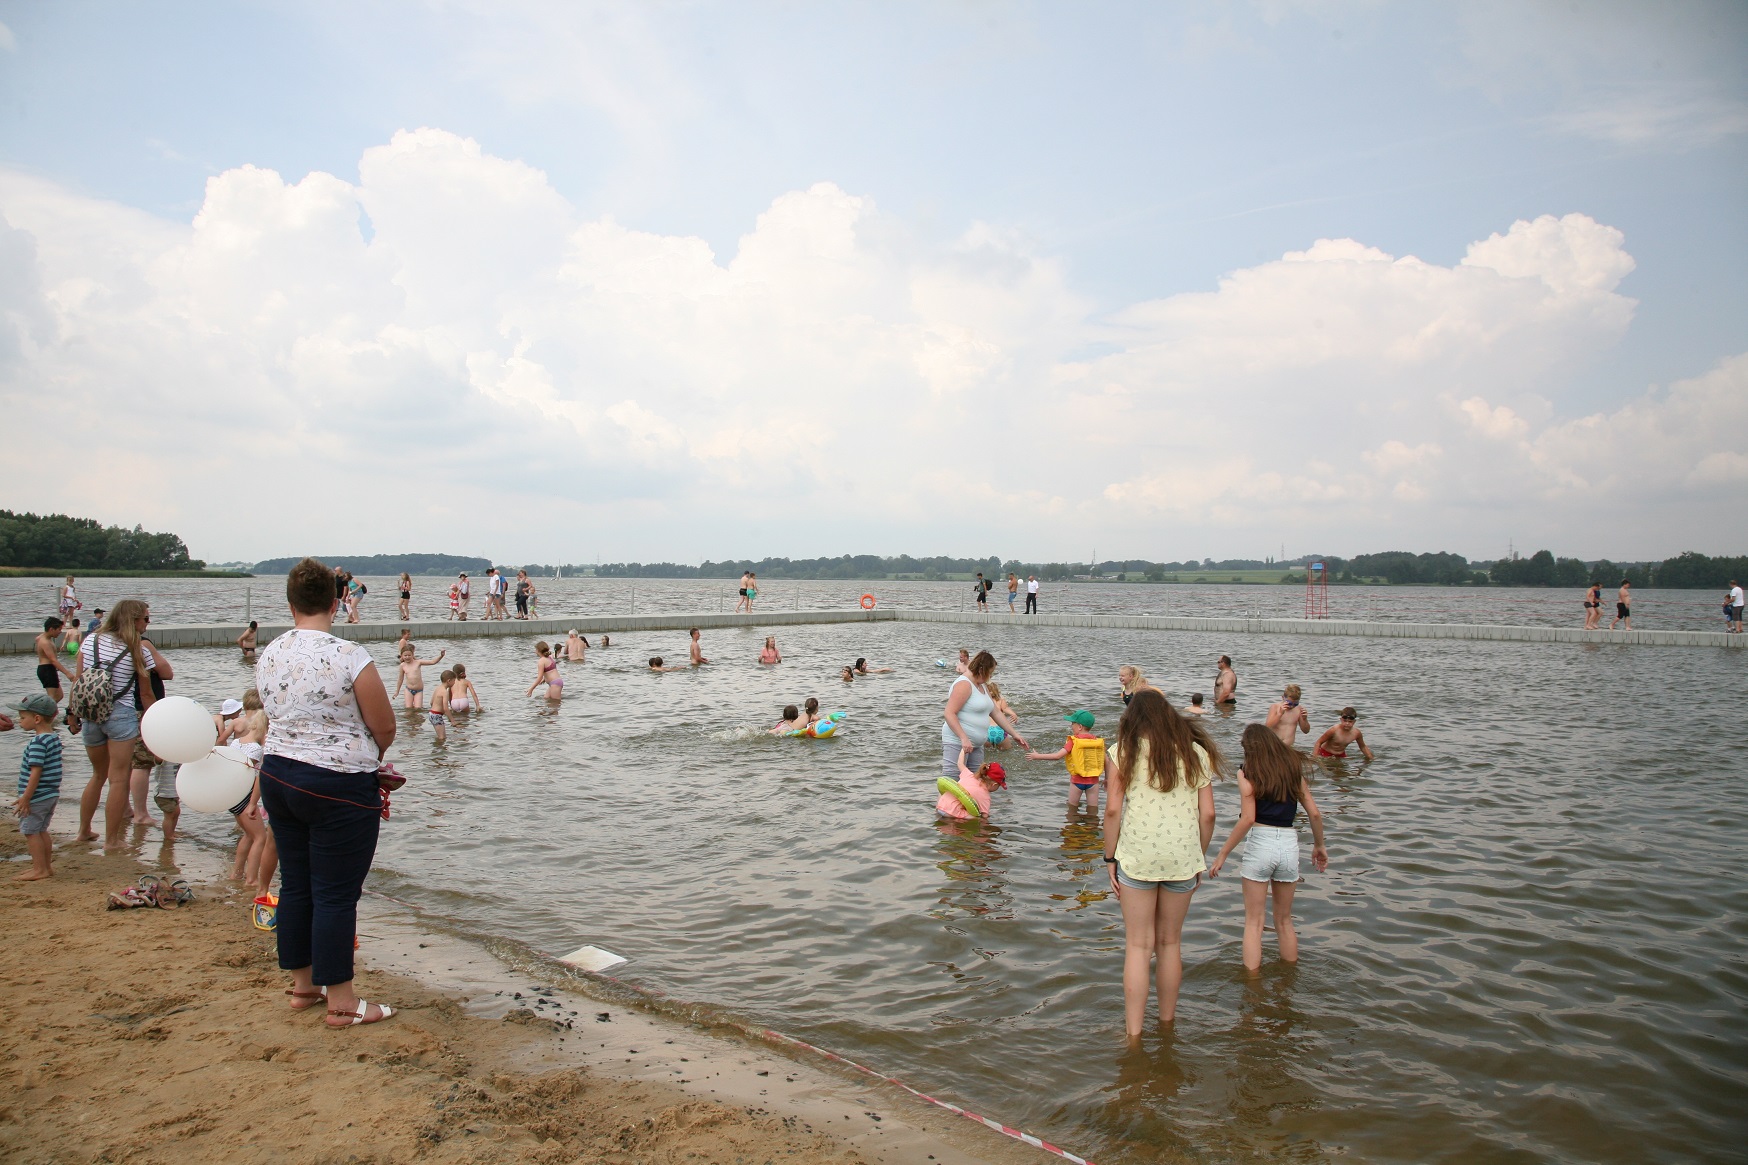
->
[1313,707,1374,762]
[1609,579,1632,630]
[1214,655,1237,705]
[1267,683,1310,746]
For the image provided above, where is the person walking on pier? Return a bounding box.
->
[1610,579,1632,631]
[1728,579,1743,634]
[1025,575,1039,614]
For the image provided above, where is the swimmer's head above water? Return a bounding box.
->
[648,656,664,668]
[1190,693,1205,707]
[781,704,799,722]
[841,666,855,682]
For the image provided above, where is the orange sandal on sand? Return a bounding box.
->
[327,1000,395,1027]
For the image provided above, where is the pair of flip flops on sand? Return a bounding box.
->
[106,875,192,910]
[284,985,396,1026]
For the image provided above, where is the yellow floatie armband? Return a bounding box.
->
[936,776,980,817]
[1065,736,1107,779]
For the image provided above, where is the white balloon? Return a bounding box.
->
[175,745,256,813]
[140,695,217,764]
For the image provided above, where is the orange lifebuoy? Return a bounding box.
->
[859,593,877,610]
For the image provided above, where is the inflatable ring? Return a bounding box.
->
[860,593,876,610]
[936,777,980,817]
[807,715,843,739]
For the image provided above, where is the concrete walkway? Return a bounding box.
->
[4,608,1740,654]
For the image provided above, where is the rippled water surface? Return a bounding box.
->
[2,575,1737,632]
[5,615,1743,1163]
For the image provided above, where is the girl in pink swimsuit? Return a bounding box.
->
[525,641,564,701]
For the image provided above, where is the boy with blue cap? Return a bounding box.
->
[11,693,64,880]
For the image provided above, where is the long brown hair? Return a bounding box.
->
[1239,723,1309,803]
[1116,689,1224,793]
[99,599,151,693]
[967,650,996,681]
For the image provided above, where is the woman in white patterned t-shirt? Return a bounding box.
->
[255,558,398,1027]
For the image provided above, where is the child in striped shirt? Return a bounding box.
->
[11,693,64,880]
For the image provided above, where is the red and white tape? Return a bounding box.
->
[744,1024,1099,1165]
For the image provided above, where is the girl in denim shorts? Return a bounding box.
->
[1208,724,1329,972]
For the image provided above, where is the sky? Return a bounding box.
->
[0,0,1744,566]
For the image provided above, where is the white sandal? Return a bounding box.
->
[327,999,395,1026]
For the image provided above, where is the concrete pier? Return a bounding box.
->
[4,608,1740,654]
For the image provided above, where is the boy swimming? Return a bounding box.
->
[769,705,808,735]
[1313,707,1374,761]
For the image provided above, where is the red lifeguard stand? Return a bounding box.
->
[1304,562,1329,619]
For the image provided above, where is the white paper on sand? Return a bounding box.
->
[558,944,628,972]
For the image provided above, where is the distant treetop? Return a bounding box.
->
[0,510,203,571]
[251,553,493,577]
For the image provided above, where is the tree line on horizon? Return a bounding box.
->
[7,510,1743,589]
[510,550,1748,589]
[0,510,202,572]
[249,553,493,577]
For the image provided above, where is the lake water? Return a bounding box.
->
[2,576,1736,633]
[4,605,1742,1163]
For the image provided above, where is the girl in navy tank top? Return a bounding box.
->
[1208,724,1329,971]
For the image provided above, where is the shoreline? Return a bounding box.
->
[0,829,1065,1165]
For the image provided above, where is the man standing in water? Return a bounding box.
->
[1025,575,1039,614]
[1214,655,1237,705]
[1267,684,1310,746]
[1609,578,1632,630]
[689,628,711,666]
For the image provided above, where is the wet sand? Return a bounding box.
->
[0,830,1056,1165]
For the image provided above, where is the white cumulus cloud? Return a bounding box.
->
[0,131,1737,561]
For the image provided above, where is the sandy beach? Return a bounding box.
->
[0,829,1052,1165]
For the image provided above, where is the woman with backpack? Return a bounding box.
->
[68,599,159,851]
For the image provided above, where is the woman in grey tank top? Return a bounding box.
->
[940,650,1028,781]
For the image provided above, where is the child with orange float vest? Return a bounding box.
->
[1026,710,1107,810]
